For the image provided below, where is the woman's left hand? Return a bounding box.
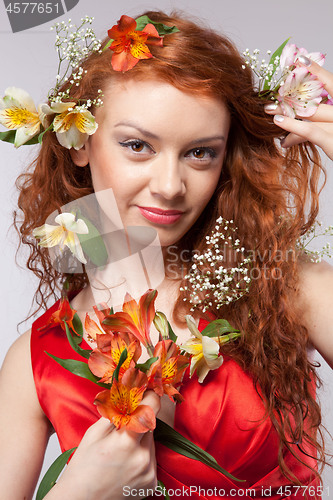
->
[265,58,333,160]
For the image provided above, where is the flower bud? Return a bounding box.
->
[153,311,169,340]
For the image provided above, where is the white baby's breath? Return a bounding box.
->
[180,218,252,312]
[48,17,103,110]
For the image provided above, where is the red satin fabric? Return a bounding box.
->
[31,301,320,499]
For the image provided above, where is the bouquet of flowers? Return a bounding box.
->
[36,289,243,499]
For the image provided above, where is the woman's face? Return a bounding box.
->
[72,79,230,248]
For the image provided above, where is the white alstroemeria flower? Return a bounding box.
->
[38,101,77,128]
[33,212,89,264]
[42,102,98,150]
[0,87,41,147]
[181,315,223,383]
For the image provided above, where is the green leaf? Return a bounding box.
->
[157,480,170,500]
[135,15,179,35]
[72,313,84,338]
[112,348,128,383]
[0,130,16,144]
[168,321,178,342]
[36,447,77,500]
[102,38,113,52]
[76,215,108,267]
[263,37,291,91]
[46,352,109,388]
[167,320,177,342]
[64,322,91,360]
[201,319,240,338]
[136,356,159,372]
[0,130,40,145]
[154,418,244,482]
[38,122,53,144]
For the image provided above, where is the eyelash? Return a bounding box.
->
[118,139,218,161]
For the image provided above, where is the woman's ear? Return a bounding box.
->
[70,144,90,167]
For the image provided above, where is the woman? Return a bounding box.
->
[0,10,332,499]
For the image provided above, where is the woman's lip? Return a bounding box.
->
[138,206,184,215]
[137,206,184,224]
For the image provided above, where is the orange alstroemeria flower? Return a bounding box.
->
[88,332,141,384]
[102,290,157,355]
[94,367,156,432]
[147,340,189,402]
[39,297,77,334]
[108,15,163,72]
[84,313,105,341]
[93,303,115,336]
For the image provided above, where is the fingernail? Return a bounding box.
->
[298,55,311,67]
[274,115,285,123]
[265,103,278,111]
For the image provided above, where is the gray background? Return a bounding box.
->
[0,0,332,497]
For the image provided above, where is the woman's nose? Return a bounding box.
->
[149,154,186,200]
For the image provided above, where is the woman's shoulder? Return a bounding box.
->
[0,328,50,424]
[297,258,333,307]
[1,328,32,372]
[296,258,333,367]
[1,329,35,393]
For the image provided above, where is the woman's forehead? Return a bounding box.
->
[95,79,230,133]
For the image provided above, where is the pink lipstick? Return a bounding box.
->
[138,206,184,225]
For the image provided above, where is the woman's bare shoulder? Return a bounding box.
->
[1,329,32,378]
[0,328,47,417]
[296,258,333,368]
[299,260,333,300]
[0,330,52,498]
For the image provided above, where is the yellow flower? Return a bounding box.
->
[41,101,98,150]
[33,212,89,264]
[0,87,41,147]
[181,315,223,383]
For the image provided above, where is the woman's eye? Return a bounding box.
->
[119,140,153,154]
[186,147,217,161]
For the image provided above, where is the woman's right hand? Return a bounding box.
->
[48,390,161,500]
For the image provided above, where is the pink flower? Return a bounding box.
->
[280,43,325,70]
[278,67,324,118]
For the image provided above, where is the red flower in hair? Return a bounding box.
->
[108,15,163,72]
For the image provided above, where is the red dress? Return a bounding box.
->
[31,300,321,499]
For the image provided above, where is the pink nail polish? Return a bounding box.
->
[274,115,285,123]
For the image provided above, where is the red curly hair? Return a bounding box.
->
[14,10,328,484]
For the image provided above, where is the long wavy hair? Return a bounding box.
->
[15,10,328,484]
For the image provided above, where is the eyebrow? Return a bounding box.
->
[114,121,226,144]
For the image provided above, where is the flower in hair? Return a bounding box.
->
[279,44,325,69]
[277,44,325,118]
[243,40,331,118]
[277,67,324,118]
[0,87,41,147]
[40,101,98,150]
[107,15,163,72]
[33,212,89,264]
